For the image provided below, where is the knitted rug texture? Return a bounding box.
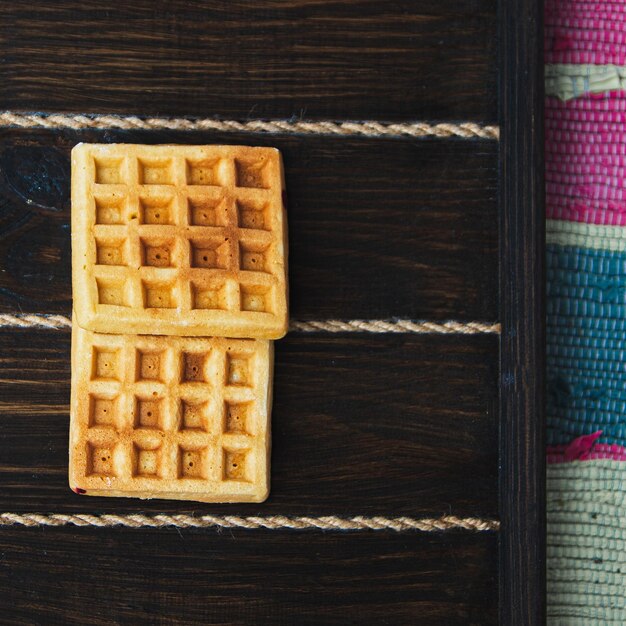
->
[546,0,626,621]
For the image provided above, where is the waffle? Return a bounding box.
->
[69,322,272,502]
[71,143,288,339]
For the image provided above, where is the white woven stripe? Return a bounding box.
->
[0,313,500,335]
[545,63,626,101]
[548,461,626,623]
[547,219,626,252]
[0,112,499,139]
[0,513,499,531]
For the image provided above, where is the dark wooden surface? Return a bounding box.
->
[0,0,545,624]
[498,0,546,624]
[0,529,497,626]
[0,130,498,321]
[0,1,497,122]
[0,330,498,516]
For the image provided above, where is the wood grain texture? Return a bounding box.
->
[0,528,497,626]
[498,0,546,623]
[0,129,498,321]
[0,0,548,622]
[0,330,497,516]
[0,0,497,123]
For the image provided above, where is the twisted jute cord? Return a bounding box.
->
[289,319,501,334]
[0,313,500,335]
[0,513,499,531]
[0,112,499,140]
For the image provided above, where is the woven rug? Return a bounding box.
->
[546,0,626,622]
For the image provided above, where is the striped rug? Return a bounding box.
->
[546,0,626,621]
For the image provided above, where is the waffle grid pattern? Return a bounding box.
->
[70,326,270,502]
[72,144,287,339]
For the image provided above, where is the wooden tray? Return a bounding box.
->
[0,1,545,624]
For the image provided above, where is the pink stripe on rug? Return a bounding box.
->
[548,443,626,463]
[546,0,626,65]
[547,431,626,464]
[547,94,626,224]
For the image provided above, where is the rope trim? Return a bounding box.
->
[0,313,500,335]
[0,112,499,140]
[0,513,499,531]
[289,319,501,334]
[0,314,73,329]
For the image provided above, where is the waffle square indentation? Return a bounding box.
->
[141,238,174,267]
[139,159,173,185]
[135,396,165,430]
[136,350,165,382]
[87,443,117,477]
[181,352,207,383]
[226,353,251,386]
[225,401,251,435]
[139,195,174,225]
[95,193,126,225]
[191,282,228,311]
[190,239,231,270]
[133,443,162,478]
[180,400,209,432]
[179,446,206,479]
[142,281,176,309]
[235,159,270,189]
[186,159,222,186]
[236,199,269,231]
[239,240,270,273]
[92,348,120,380]
[222,448,249,481]
[240,284,271,313]
[96,278,128,307]
[88,395,118,428]
[94,158,124,184]
[188,196,228,226]
[95,238,127,266]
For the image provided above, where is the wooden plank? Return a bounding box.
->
[0,129,498,321]
[0,527,498,625]
[498,0,546,623]
[0,330,498,516]
[0,0,550,623]
[0,1,497,122]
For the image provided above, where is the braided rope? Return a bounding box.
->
[0,313,72,329]
[0,512,499,531]
[0,313,500,335]
[289,319,501,334]
[0,112,499,140]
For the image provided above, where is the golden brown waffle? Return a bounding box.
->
[71,143,288,339]
[69,322,272,502]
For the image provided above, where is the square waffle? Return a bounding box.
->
[71,143,288,339]
[69,322,272,502]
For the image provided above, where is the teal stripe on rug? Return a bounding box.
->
[548,244,626,446]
